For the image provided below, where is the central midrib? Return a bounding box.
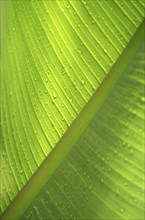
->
[2,19,144,220]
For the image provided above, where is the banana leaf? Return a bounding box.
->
[1,0,144,219]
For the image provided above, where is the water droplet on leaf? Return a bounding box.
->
[53,90,57,99]
[81,79,85,85]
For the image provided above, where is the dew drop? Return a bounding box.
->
[124,181,128,187]
[53,90,57,99]
[120,208,124,213]
[80,42,83,46]
[66,3,70,9]
[78,49,81,54]
[130,148,134,155]
[2,152,6,156]
[133,197,137,203]
[73,81,76,86]
[120,36,124,41]
[45,78,48,83]
[89,11,92,16]
[82,0,87,5]
[141,96,145,103]
[108,167,111,173]
[81,79,85,85]
[89,185,93,191]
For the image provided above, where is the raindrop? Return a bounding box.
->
[79,50,82,55]
[73,81,76,86]
[86,196,89,202]
[83,0,87,5]
[124,181,128,187]
[108,167,111,173]
[133,197,137,203]
[2,152,6,156]
[81,79,85,85]
[120,208,124,213]
[120,36,124,41]
[89,185,93,191]
[66,3,70,9]
[53,90,57,99]
[130,148,134,155]
[141,96,145,103]
[45,78,48,83]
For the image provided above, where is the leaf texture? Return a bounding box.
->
[22,37,145,220]
[1,0,145,218]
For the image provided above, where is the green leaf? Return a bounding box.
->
[1,0,144,219]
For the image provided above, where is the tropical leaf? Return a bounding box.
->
[1,0,144,219]
[22,37,144,220]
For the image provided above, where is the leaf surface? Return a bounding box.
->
[1,0,145,219]
[23,34,144,220]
